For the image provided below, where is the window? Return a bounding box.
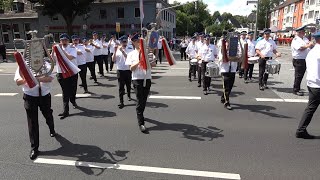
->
[100,9,106,19]
[24,23,30,32]
[315,11,319,19]
[1,24,9,32]
[117,7,124,18]
[310,0,315,5]
[304,13,308,20]
[309,10,314,19]
[51,16,58,21]
[293,16,296,23]
[290,17,293,23]
[3,34,9,43]
[12,24,20,39]
[301,14,304,22]
[134,8,140,18]
[286,17,289,22]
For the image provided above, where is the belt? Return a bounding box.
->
[262,57,272,60]
[293,58,305,60]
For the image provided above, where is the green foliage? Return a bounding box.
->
[29,0,95,34]
[0,0,13,11]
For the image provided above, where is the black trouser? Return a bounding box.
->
[78,64,88,91]
[198,64,202,85]
[117,70,132,103]
[109,53,114,71]
[180,47,187,60]
[258,58,270,86]
[244,64,254,80]
[94,55,104,76]
[297,86,320,132]
[158,49,162,64]
[0,52,6,60]
[101,55,109,72]
[238,62,244,77]
[293,59,306,92]
[189,62,197,79]
[57,74,78,113]
[201,62,211,91]
[23,93,54,151]
[86,61,97,82]
[221,72,236,105]
[133,79,151,126]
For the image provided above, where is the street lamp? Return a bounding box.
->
[247,0,259,39]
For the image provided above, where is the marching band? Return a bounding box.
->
[13,24,320,160]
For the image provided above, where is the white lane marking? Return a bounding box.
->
[34,158,241,179]
[0,93,18,96]
[55,94,91,97]
[284,99,308,103]
[256,98,308,103]
[149,95,201,100]
[256,98,284,102]
[0,73,15,76]
[170,68,189,70]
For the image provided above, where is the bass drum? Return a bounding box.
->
[205,62,220,78]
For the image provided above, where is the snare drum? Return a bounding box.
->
[248,57,259,64]
[190,59,198,66]
[205,62,220,78]
[266,60,281,74]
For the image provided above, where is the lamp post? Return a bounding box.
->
[247,0,259,39]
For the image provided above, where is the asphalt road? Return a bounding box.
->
[0,48,320,180]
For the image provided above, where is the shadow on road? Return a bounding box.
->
[232,103,292,119]
[146,102,169,108]
[41,134,129,176]
[215,90,245,97]
[70,106,116,118]
[77,94,115,100]
[145,118,224,141]
[88,82,116,88]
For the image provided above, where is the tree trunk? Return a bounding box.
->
[63,15,74,36]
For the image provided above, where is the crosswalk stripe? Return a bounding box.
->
[34,158,241,179]
[0,93,18,96]
[149,95,201,100]
[54,94,91,97]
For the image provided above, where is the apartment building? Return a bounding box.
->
[270,0,320,31]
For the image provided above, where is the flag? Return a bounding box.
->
[162,38,176,66]
[139,0,144,23]
[14,52,38,88]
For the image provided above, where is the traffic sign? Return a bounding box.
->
[116,22,120,32]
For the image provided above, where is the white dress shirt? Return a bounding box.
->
[306,44,320,88]
[125,49,151,80]
[56,45,77,73]
[255,38,277,57]
[180,42,188,48]
[196,40,203,50]
[92,39,102,56]
[217,39,238,73]
[114,46,133,70]
[109,39,119,54]
[247,39,257,57]
[158,39,163,49]
[101,40,109,55]
[291,36,310,59]
[14,64,55,97]
[186,42,198,58]
[74,44,86,65]
[84,45,94,63]
[199,44,217,62]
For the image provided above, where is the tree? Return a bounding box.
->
[30,0,95,35]
[0,0,13,11]
[256,0,282,30]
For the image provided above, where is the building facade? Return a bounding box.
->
[0,0,176,48]
[270,0,320,31]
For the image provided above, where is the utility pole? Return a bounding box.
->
[247,0,259,39]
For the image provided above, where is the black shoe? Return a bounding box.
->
[118,103,124,109]
[79,84,83,87]
[59,112,69,119]
[127,96,132,101]
[94,81,98,84]
[50,130,56,137]
[139,125,147,133]
[203,90,208,95]
[84,90,89,94]
[221,99,225,104]
[296,130,315,139]
[294,91,304,96]
[224,104,232,110]
[89,77,93,80]
[239,75,243,78]
[3,59,8,63]
[197,84,201,87]
[30,149,39,160]
[259,86,264,91]
[245,80,249,84]
[188,78,192,82]
[58,112,68,116]
[264,85,269,89]
[100,75,104,77]
[72,103,79,109]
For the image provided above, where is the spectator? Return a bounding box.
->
[180,39,188,61]
[0,42,7,62]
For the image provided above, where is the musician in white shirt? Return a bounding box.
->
[72,35,89,94]
[83,38,98,83]
[196,33,205,87]
[255,29,281,90]
[238,31,247,78]
[157,36,163,64]
[14,62,56,160]
[101,33,110,74]
[291,26,314,96]
[217,31,238,110]
[180,39,188,61]
[112,35,134,109]
[54,33,78,119]
[125,34,156,133]
[296,32,320,139]
[91,32,103,76]
[244,31,257,83]
[186,36,198,81]
[198,35,217,95]
[108,34,119,71]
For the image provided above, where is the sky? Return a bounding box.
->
[168,0,256,16]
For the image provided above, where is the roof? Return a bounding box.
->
[228,17,241,28]
[247,12,256,22]
[273,0,301,11]
[0,2,38,20]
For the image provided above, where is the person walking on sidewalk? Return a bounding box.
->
[0,42,7,62]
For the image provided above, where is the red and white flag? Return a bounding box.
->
[14,52,38,88]
[162,38,176,66]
